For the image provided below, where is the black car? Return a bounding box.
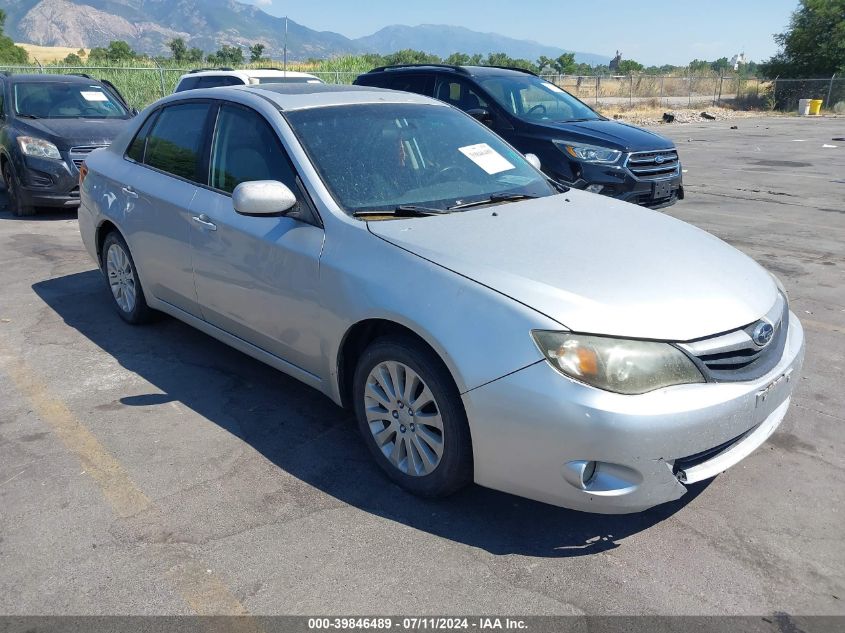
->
[0,73,134,216]
[355,64,684,208]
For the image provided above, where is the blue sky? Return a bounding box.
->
[246,0,798,65]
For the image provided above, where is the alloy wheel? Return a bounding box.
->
[363,360,445,476]
[106,243,137,313]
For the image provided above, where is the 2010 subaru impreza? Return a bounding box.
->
[77,84,804,513]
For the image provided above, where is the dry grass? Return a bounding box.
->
[15,43,89,64]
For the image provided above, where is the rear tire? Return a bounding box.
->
[2,162,35,217]
[353,335,473,497]
[100,231,153,324]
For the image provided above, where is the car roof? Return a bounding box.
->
[362,64,536,78]
[178,69,320,81]
[5,73,106,84]
[163,82,445,111]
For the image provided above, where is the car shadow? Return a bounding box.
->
[0,186,77,221]
[32,270,711,558]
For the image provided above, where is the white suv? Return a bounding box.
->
[174,69,323,93]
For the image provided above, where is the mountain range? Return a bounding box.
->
[3,0,610,65]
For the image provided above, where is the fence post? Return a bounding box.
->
[688,75,692,107]
[716,76,723,106]
[659,75,664,105]
[825,74,836,109]
[153,59,166,98]
[595,75,599,105]
[712,76,719,106]
[335,70,340,84]
[629,74,633,106]
[755,77,760,100]
[773,76,778,109]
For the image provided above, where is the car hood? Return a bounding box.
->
[16,117,130,150]
[367,191,777,341]
[535,118,675,152]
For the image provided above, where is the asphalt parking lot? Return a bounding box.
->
[0,115,843,617]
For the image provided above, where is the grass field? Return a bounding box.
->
[15,43,89,63]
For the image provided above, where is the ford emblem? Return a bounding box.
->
[654,154,666,164]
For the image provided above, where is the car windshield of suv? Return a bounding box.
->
[478,75,601,123]
[286,103,556,216]
[13,82,128,119]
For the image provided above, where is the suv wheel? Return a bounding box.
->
[2,162,35,217]
[353,335,473,497]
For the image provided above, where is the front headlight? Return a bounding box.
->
[532,331,704,395]
[553,140,622,164]
[17,136,62,160]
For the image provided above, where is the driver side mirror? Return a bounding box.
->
[466,108,493,127]
[233,180,297,216]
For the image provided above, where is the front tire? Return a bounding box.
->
[353,335,473,497]
[100,231,153,324]
[2,162,35,217]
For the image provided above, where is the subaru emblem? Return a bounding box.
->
[751,321,775,347]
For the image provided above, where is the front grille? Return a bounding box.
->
[68,145,108,170]
[625,149,680,180]
[678,293,789,382]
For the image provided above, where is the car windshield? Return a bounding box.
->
[478,75,602,123]
[286,103,556,216]
[13,82,128,119]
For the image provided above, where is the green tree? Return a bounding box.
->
[63,53,82,65]
[0,10,28,64]
[186,47,204,63]
[710,57,731,74]
[249,43,265,63]
[382,49,440,65]
[89,40,137,63]
[207,45,244,66]
[169,37,188,62]
[445,52,472,65]
[552,53,576,74]
[617,59,644,74]
[760,0,845,77]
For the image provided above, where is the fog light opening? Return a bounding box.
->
[585,184,604,194]
[582,460,597,488]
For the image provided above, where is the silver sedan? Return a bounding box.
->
[78,84,804,513]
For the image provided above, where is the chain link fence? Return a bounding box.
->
[1,64,842,114]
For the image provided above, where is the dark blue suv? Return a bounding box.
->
[355,64,683,208]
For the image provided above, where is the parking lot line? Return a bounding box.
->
[0,342,257,619]
[0,344,152,519]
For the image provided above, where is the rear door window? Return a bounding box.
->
[386,74,434,97]
[196,76,245,89]
[434,78,489,112]
[143,102,211,182]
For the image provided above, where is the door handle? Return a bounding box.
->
[192,213,217,231]
[121,186,138,199]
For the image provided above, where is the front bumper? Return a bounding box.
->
[560,161,684,209]
[462,312,805,514]
[16,154,81,208]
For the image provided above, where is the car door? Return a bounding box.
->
[188,102,325,376]
[119,100,215,318]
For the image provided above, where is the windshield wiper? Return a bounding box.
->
[448,193,538,211]
[16,113,40,119]
[353,205,448,218]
